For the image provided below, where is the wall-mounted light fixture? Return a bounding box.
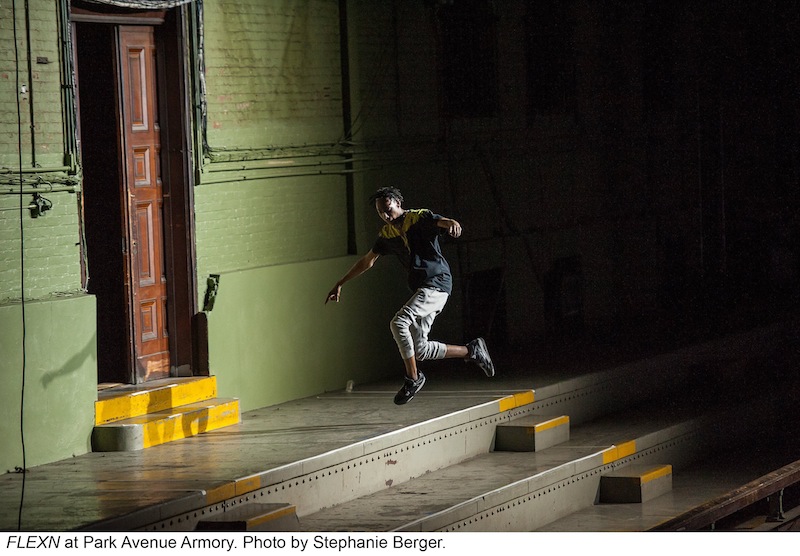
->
[29,193,52,218]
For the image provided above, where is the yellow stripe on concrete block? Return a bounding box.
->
[206,483,236,506]
[95,377,218,425]
[91,397,240,452]
[617,440,637,459]
[248,505,297,529]
[641,464,673,484]
[602,440,637,464]
[602,447,617,464]
[514,390,535,407]
[534,415,569,433]
[498,390,535,412]
[141,399,241,449]
[235,475,263,496]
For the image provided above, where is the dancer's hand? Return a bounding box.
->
[438,218,462,238]
[325,284,341,304]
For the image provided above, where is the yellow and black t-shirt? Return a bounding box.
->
[372,209,452,294]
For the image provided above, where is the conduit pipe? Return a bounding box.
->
[1,186,78,194]
[204,156,372,173]
[198,167,379,186]
[24,0,37,168]
[0,203,37,212]
[0,166,72,174]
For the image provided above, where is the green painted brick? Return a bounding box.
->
[0,192,81,300]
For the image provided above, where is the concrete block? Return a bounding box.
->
[495,415,570,452]
[599,464,673,503]
[196,503,299,532]
[91,398,240,451]
[95,377,218,425]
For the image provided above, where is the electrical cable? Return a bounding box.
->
[12,0,29,531]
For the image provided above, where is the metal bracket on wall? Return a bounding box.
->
[202,273,220,312]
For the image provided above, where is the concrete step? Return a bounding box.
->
[296,402,743,532]
[495,414,570,452]
[92,397,241,452]
[195,503,299,532]
[135,334,740,532]
[95,376,218,425]
[128,324,790,532]
[599,464,673,504]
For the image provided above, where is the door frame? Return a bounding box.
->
[72,3,198,383]
[151,8,199,379]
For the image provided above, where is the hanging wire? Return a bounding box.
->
[11,0,29,532]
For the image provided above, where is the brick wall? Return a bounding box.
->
[0,0,65,169]
[196,0,352,283]
[0,0,794,334]
[203,0,343,148]
[0,0,77,302]
[0,192,82,302]
[194,176,348,282]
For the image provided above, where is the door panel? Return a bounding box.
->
[119,25,170,382]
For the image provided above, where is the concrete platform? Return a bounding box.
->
[1,312,798,532]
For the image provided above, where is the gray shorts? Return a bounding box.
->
[389,287,449,361]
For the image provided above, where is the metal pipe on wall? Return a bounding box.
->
[204,156,371,173]
[0,167,72,174]
[198,167,378,186]
[1,186,78,194]
[24,0,37,168]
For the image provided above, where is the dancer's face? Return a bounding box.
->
[375,197,404,226]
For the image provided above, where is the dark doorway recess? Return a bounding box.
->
[73,3,197,384]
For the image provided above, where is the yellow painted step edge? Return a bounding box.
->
[140,399,241,449]
[247,505,297,529]
[640,464,673,484]
[602,439,637,464]
[534,415,570,433]
[95,376,218,426]
[206,476,264,505]
[91,398,240,452]
[498,390,535,412]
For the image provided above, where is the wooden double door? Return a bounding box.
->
[119,26,170,381]
[75,8,196,385]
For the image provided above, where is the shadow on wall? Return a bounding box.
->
[41,333,97,389]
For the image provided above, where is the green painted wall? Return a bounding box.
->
[194,1,415,407]
[208,256,408,411]
[202,0,343,149]
[0,191,83,302]
[194,176,348,285]
[0,0,65,169]
[1,0,91,473]
[0,294,97,473]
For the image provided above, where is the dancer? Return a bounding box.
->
[326,187,495,404]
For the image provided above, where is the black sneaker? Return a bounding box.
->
[467,338,495,377]
[394,372,426,405]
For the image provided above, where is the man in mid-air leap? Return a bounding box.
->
[326,187,495,405]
